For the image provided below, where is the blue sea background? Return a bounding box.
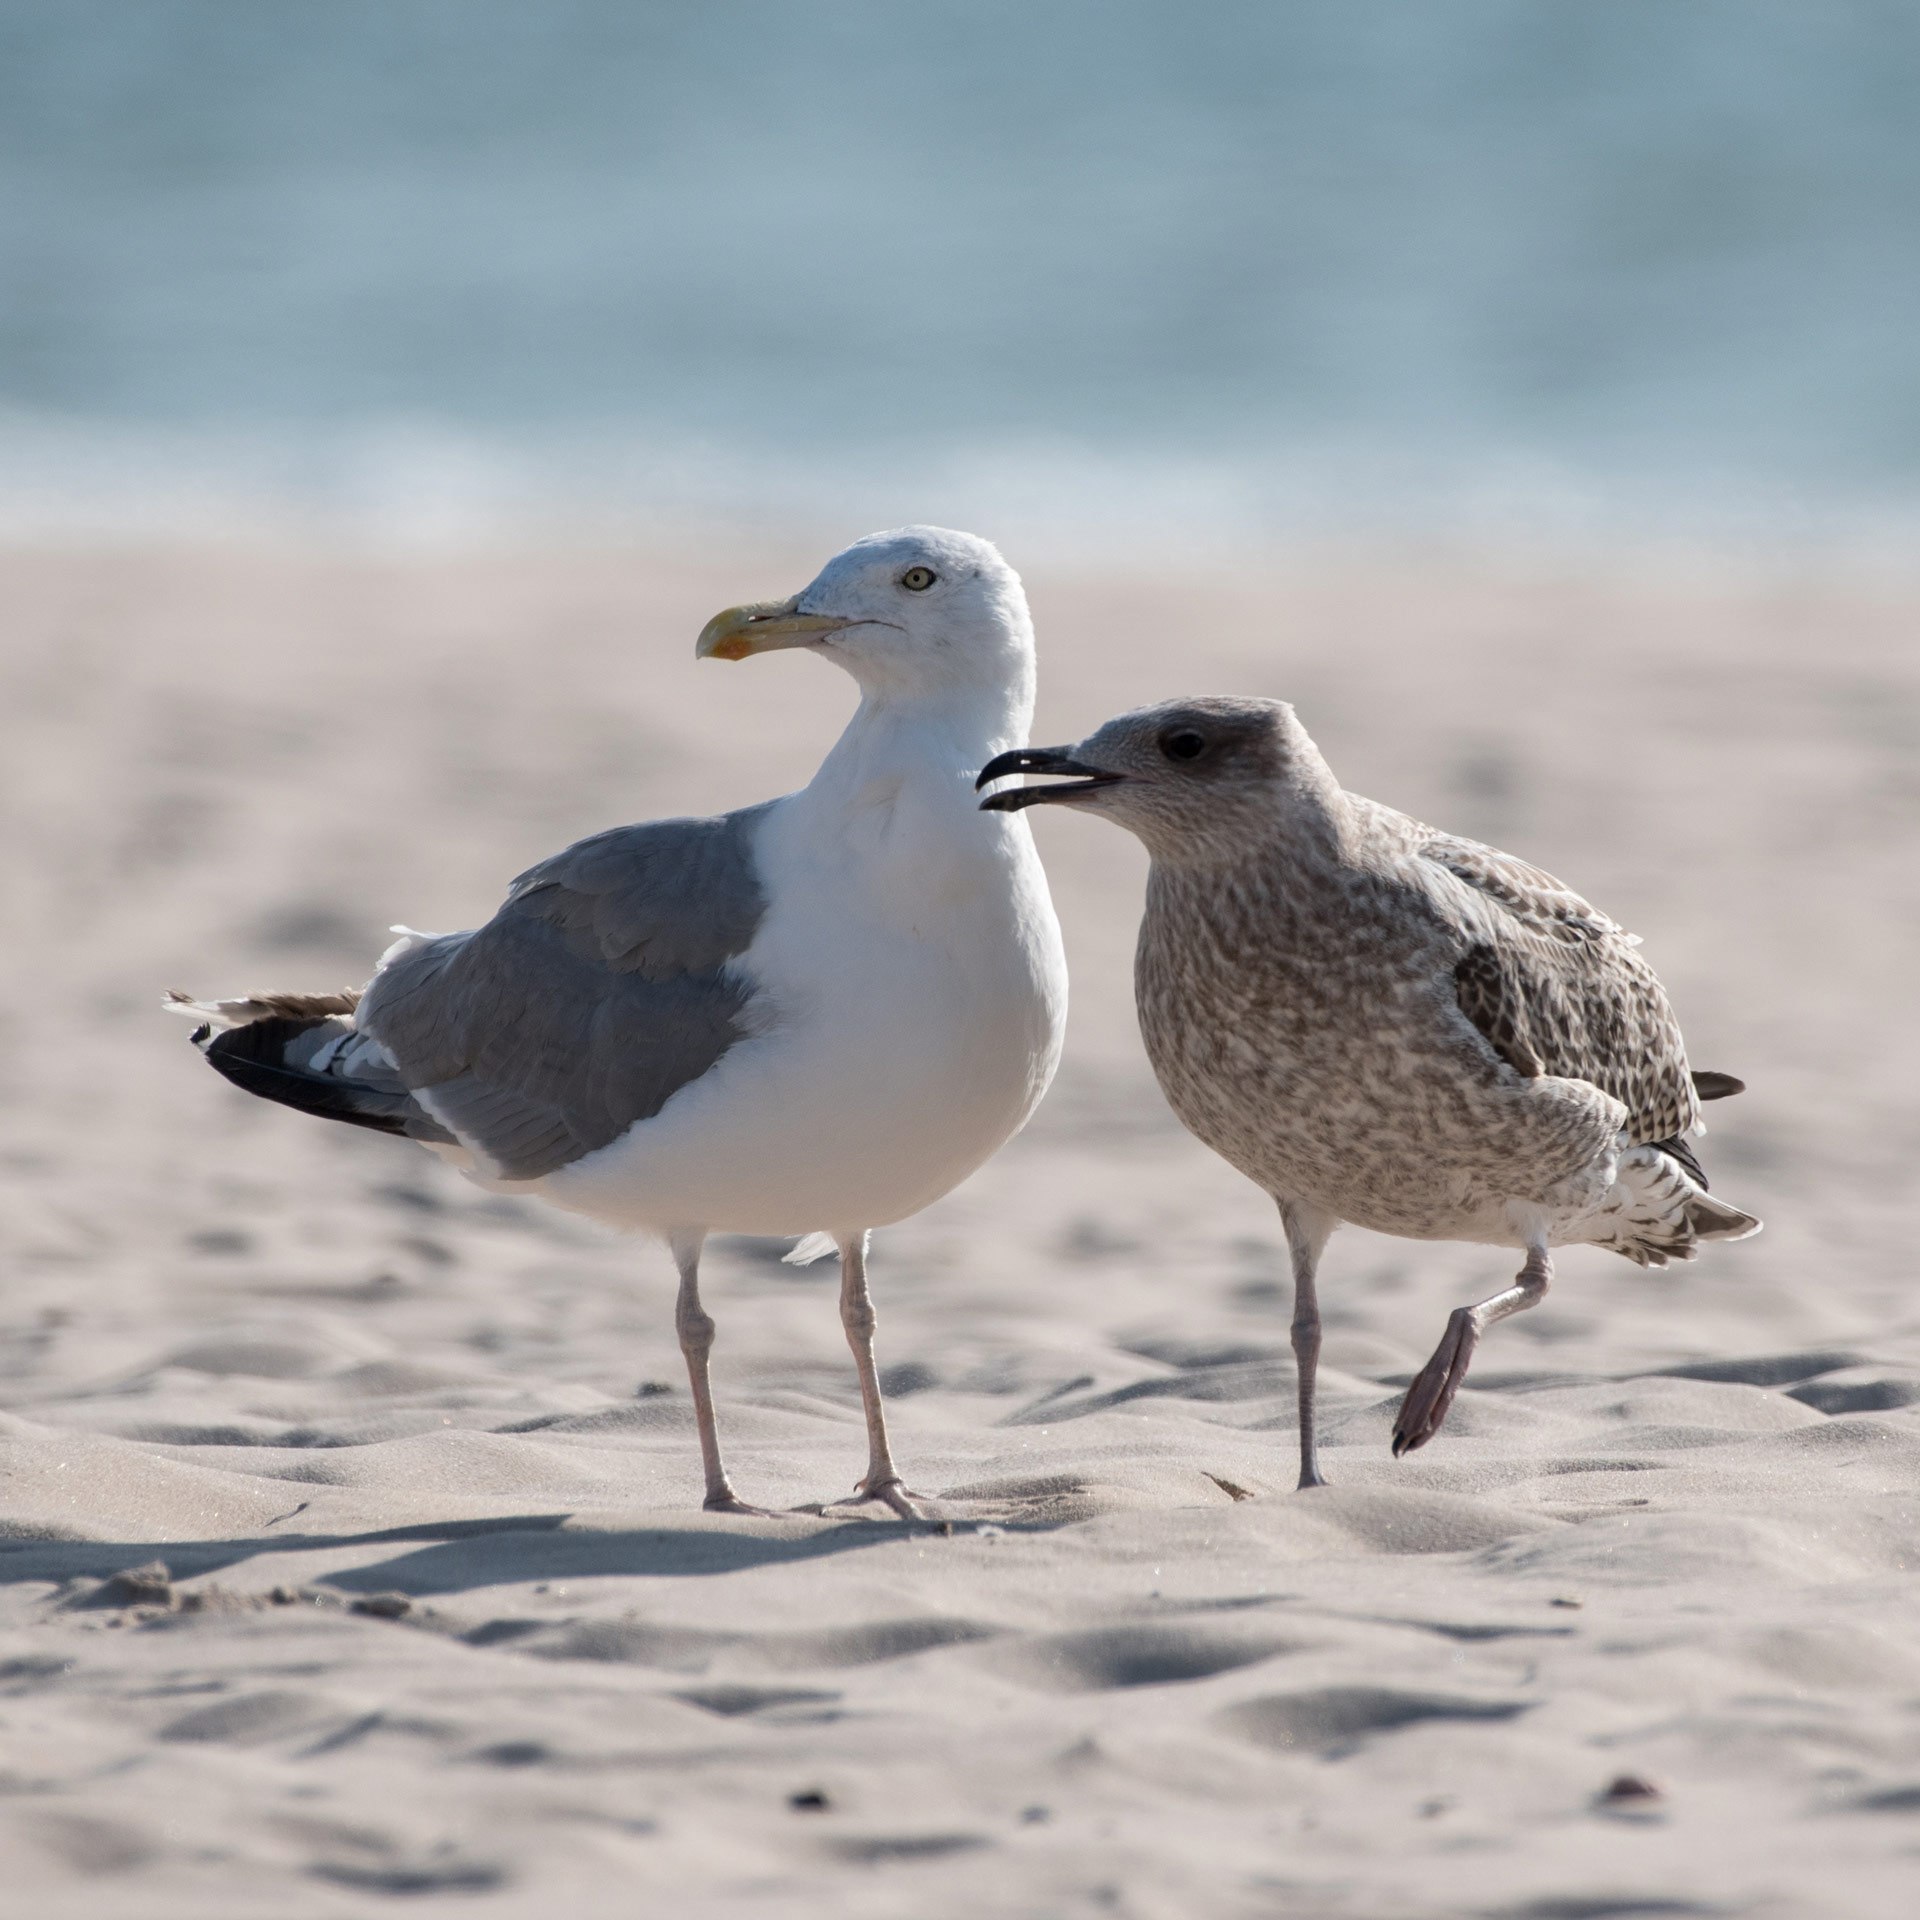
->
[2,0,1916,543]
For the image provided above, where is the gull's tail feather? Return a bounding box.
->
[1585,1141,1762,1269]
[784,1232,839,1266]
[165,987,362,1030]
[1685,1188,1763,1243]
[169,991,452,1145]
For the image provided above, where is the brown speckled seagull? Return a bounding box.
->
[980,697,1759,1490]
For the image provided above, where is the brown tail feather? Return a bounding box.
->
[165,988,361,1027]
[1685,1191,1762,1242]
[1591,1141,1761,1265]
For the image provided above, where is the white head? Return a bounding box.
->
[697,527,1033,716]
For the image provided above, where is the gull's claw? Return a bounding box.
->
[828,1476,937,1523]
[703,1489,783,1519]
[1392,1307,1480,1456]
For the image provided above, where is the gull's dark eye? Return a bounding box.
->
[1160,728,1207,763]
[901,565,937,592]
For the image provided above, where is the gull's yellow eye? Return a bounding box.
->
[901,565,937,592]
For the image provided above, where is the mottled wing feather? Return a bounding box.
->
[1421,834,1698,1144]
[1423,835,1624,943]
[359,806,771,1181]
[1452,942,1543,1079]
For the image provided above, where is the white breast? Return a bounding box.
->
[540,730,1067,1237]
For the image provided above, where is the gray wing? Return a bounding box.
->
[1420,833,1699,1145]
[358,804,772,1180]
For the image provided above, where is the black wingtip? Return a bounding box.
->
[201,1014,412,1137]
[1692,1070,1746,1101]
[1650,1133,1710,1189]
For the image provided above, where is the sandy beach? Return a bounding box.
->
[3,530,1918,1918]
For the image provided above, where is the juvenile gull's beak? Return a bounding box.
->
[977,746,1127,812]
[696,596,848,661]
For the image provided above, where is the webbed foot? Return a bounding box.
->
[1392,1306,1480,1456]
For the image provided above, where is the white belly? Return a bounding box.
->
[537,802,1066,1236]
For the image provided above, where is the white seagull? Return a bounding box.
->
[171,527,1068,1518]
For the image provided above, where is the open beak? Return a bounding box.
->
[696,595,848,661]
[976,746,1127,812]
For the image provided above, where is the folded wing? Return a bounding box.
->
[1420,833,1700,1148]
[358,805,772,1181]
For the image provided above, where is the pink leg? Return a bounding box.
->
[826,1233,932,1521]
[672,1232,776,1516]
[1393,1241,1551,1457]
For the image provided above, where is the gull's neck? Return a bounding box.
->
[1137,784,1363,886]
[808,663,1035,800]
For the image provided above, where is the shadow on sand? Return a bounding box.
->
[0,1512,917,1597]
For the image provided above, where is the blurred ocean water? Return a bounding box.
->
[1,0,1916,543]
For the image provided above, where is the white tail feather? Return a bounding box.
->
[784,1232,839,1266]
[1583,1141,1761,1267]
[376,925,444,970]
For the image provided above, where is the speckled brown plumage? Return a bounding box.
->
[1426,832,1699,1146]
[979,695,1761,1487]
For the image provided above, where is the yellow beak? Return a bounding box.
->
[695,596,847,661]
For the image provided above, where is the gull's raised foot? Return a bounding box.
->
[1392,1307,1481,1457]
[828,1475,936,1523]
